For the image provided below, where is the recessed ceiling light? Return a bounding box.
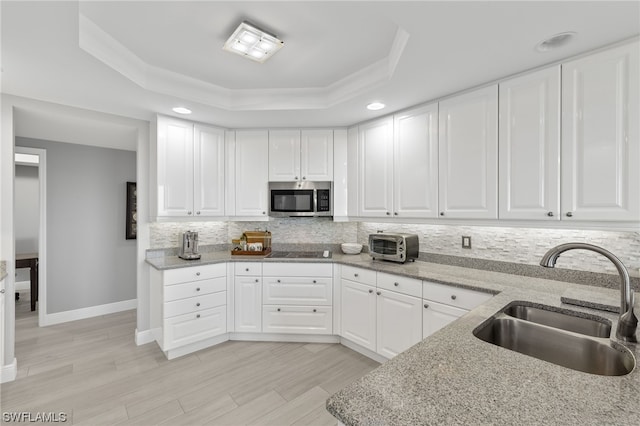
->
[535,32,576,52]
[223,21,284,63]
[367,102,386,111]
[172,107,192,114]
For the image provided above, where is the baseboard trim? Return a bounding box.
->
[0,358,18,383]
[165,334,230,360]
[41,299,137,326]
[340,338,388,364]
[229,332,341,344]
[135,328,155,346]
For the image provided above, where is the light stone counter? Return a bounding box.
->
[0,260,7,281]
[146,251,640,424]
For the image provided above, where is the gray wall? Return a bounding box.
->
[16,137,136,313]
[14,164,40,283]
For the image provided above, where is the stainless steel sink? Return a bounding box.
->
[473,302,635,376]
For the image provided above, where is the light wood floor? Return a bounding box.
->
[1,307,379,425]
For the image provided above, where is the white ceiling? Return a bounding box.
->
[2,1,639,129]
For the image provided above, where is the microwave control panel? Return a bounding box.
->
[317,189,331,212]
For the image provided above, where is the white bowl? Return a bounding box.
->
[341,243,363,255]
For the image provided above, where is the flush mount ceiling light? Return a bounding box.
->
[172,107,192,114]
[366,102,386,111]
[535,31,576,52]
[223,21,284,63]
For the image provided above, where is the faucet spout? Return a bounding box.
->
[540,242,638,343]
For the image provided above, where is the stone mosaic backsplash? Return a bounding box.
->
[149,219,639,278]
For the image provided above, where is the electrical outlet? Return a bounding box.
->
[462,236,472,249]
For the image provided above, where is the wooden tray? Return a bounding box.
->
[231,248,272,256]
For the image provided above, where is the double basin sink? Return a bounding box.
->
[473,301,636,376]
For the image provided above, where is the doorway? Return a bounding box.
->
[14,147,47,326]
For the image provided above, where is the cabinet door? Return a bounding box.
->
[562,42,639,221]
[499,67,560,220]
[438,85,498,219]
[393,103,439,218]
[340,279,376,351]
[235,130,269,217]
[157,116,194,217]
[194,124,225,217]
[301,129,333,181]
[269,130,301,182]
[422,300,467,339]
[234,277,262,333]
[376,290,422,358]
[358,117,394,217]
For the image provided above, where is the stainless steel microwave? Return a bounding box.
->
[369,232,419,263]
[269,181,332,217]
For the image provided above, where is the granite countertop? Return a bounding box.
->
[146,250,640,424]
[0,260,7,281]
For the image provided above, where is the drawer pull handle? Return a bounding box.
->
[354,273,359,277]
[196,287,201,292]
[277,308,281,312]
[376,291,381,296]
[424,303,429,309]
[196,303,201,307]
[451,295,457,300]
[277,279,281,283]
[369,289,374,294]
[313,309,317,313]
[566,212,573,217]
[246,268,249,272]
[196,314,201,318]
[313,280,317,284]
[394,282,399,287]
[196,272,200,276]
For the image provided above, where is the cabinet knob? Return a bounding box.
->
[566,212,573,217]
[394,282,399,287]
[547,211,554,217]
[440,212,445,216]
[313,309,317,313]
[295,176,298,180]
[386,212,390,216]
[255,279,259,283]
[277,308,281,312]
[187,211,192,215]
[424,303,429,309]
[262,211,266,215]
[196,272,200,276]
[313,280,317,284]
[369,289,373,294]
[277,279,281,283]
[302,176,306,180]
[394,212,398,216]
[196,314,201,318]
[376,291,381,296]
[246,268,249,272]
[196,303,200,307]
[196,287,200,292]
[451,294,457,300]
[354,273,359,277]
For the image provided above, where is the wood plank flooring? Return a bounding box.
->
[1,305,379,425]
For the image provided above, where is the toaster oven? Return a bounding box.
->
[368,233,419,263]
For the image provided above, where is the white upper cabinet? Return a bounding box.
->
[235,130,269,217]
[438,85,498,219]
[156,116,225,217]
[562,42,639,221]
[268,129,333,182]
[393,103,439,218]
[358,116,394,216]
[499,66,561,220]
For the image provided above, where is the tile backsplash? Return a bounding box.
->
[149,220,640,278]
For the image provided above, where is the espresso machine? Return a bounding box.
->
[178,230,201,260]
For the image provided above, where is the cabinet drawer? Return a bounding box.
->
[235,262,263,276]
[164,291,226,318]
[164,277,226,302]
[377,272,422,298]
[262,306,332,335]
[341,265,376,285]
[164,263,226,285]
[422,281,493,310]
[163,306,226,350]
[263,262,332,277]
[263,277,332,306]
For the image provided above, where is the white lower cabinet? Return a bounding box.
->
[234,263,263,333]
[341,279,377,351]
[262,262,333,335]
[422,300,467,339]
[376,289,422,358]
[150,263,227,354]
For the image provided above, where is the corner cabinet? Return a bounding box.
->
[155,115,225,218]
[268,129,333,182]
[233,130,269,218]
[498,66,561,220]
[438,85,498,219]
[561,42,639,221]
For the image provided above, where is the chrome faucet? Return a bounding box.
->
[540,243,637,342]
